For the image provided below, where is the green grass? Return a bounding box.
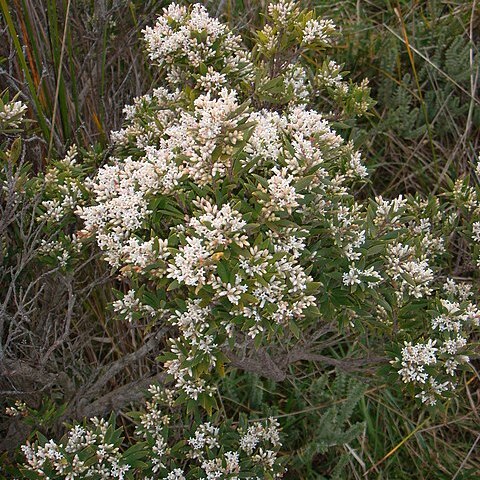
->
[312,0,480,195]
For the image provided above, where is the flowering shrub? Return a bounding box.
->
[0,93,27,131]
[143,3,254,92]
[76,1,376,413]
[75,0,479,408]
[11,0,480,477]
[19,385,284,479]
[0,88,91,272]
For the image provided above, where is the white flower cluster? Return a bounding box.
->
[25,145,89,268]
[21,382,284,479]
[316,60,343,88]
[397,339,438,384]
[452,177,479,212]
[143,3,253,90]
[79,54,368,396]
[395,288,479,405]
[77,148,173,268]
[5,399,27,417]
[385,242,434,299]
[257,1,301,57]
[143,386,284,479]
[38,146,85,224]
[0,98,27,129]
[166,89,247,185]
[342,265,381,288]
[183,417,283,479]
[284,64,310,102]
[348,196,444,304]
[37,235,82,268]
[188,422,220,457]
[256,2,372,112]
[266,0,299,28]
[264,167,303,216]
[329,188,478,404]
[243,105,345,177]
[163,300,217,401]
[169,200,247,286]
[239,417,282,455]
[21,418,130,479]
[112,289,156,323]
[302,18,336,45]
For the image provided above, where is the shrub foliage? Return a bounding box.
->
[1,1,479,478]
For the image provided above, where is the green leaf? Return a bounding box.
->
[295,174,316,191]
[9,137,22,164]
[217,260,230,283]
[290,320,301,339]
